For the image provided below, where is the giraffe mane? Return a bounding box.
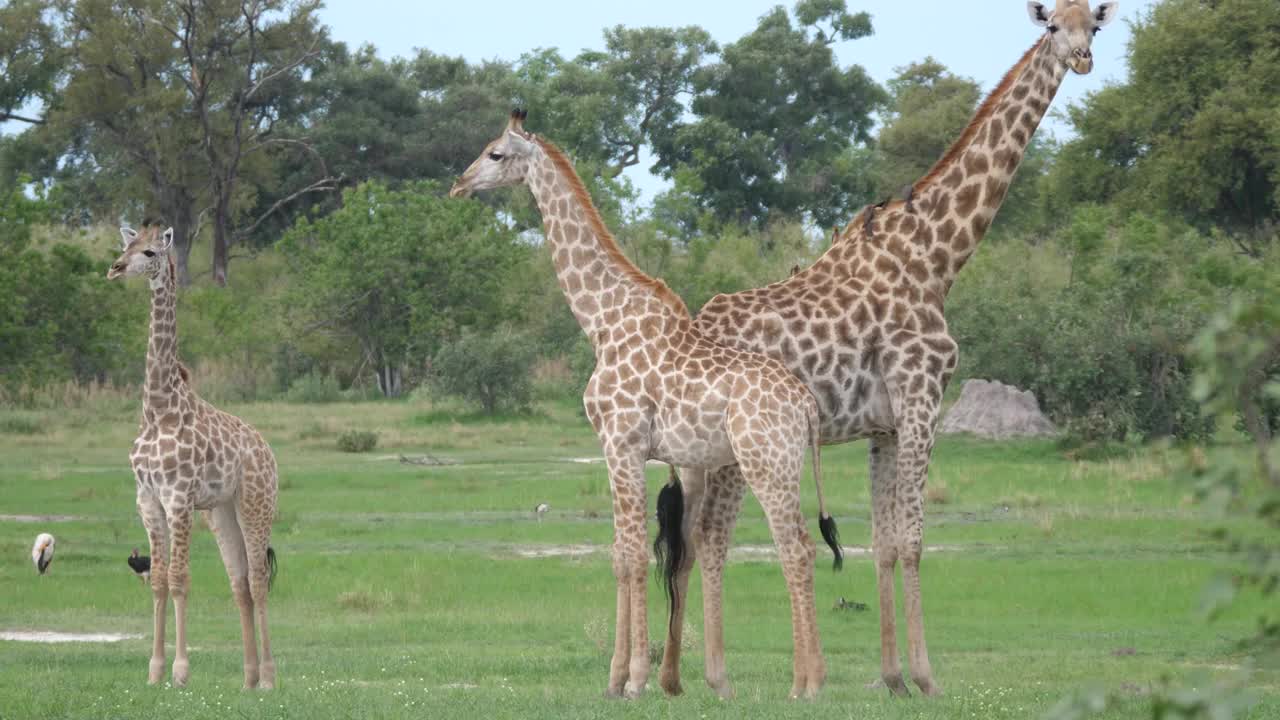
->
[534,137,689,317]
[912,36,1046,192]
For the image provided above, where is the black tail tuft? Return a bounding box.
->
[266,546,278,590]
[653,474,685,631]
[819,513,843,571]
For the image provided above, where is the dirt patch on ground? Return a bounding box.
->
[0,514,83,523]
[0,630,140,643]
[503,543,966,561]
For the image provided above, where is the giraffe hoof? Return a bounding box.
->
[659,675,683,696]
[883,675,911,698]
[603,685,626,700]
[171,659,189,688]
[709,679,735,700]
[915,678,942,697]
[623,680,646,699]
[147,658,166,685]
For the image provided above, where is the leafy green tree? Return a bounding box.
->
[280,181,524,397]
[655,0,885,227]
[1048,0,1280,244]
[874,58,980,197]
[431,330,535,415]
[14,0,333,285]
[0,184,138,392]
[0,0,60,127]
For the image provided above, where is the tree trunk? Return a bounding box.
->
[212,195,231,287]
[376,364,402,397]
[157,191,197,287]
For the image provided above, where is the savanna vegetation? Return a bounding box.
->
[1,0,1278,717]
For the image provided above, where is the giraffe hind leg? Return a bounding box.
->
[656,467,705,697]
[206,504,259,689]
[238,469,278,690]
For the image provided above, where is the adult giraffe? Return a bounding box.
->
[449,110,841,699]
[657,0,1118,698]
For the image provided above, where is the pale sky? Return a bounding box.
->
[319,0,1157,203]
[4,1,1159,205]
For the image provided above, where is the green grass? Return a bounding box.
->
[0,397,1274,719]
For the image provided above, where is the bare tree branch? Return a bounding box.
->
[0,111,44,125]
[237,176,340,239]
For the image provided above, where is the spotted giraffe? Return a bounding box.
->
[108,224,280,690]
[657,0,1119,698]
[449,110,841,699]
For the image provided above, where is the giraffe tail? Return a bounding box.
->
[266,546,278,590]
[653,466,685,637]
[810,402,843,571]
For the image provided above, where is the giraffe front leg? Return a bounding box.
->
[894,428,942,697]
[165,505,195,688]
[697,465,747,699]
[138,495,169,685]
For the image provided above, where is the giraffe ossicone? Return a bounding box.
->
[108,223,280,690]
[658,1,1118,699]
[450,110,841,700]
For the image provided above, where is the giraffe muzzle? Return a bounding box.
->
[107,263,127,279]
[448,182,472,199]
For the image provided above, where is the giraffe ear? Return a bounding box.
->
[1094,2,1119,27]
[1026,1,1051,27]
[504,129,535,155]
[160,227,174,251]
[119,226,138,251]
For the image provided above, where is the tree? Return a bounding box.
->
[0,0,61,126]
[655,0,885,227]
[874,58,980,197]
[0,183,138,392]
[1048,0,1280,244]
[280,181,524,397]
[18,0,335,285]
[431,330,535,415]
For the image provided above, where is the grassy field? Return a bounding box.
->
[0,395,1275,719]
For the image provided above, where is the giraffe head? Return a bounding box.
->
[1027,1,1118,75]
[448,109,537,198]
[107,224,173,281]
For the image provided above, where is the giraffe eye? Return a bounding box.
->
[1047,24,1059,33]
[142,250,156,258]
[1092,26,1101,35]
[488,152,505,161]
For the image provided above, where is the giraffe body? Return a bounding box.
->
[659,0,1118,698]
[109,225,279,690]
[450,112,838,699]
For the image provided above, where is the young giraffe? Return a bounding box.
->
[108,224,280,689]
[449,110,841,699]
[657,0,1118,698]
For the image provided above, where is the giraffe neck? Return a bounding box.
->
[525,139,689,345]
[142,257,183,420]
[912,36,1067,294]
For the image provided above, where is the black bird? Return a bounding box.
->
[128,548,151,583]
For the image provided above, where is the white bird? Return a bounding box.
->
[535,502,550,522]
[31,533,55,575]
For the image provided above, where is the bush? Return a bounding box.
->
[431,330,535,415]
[283,371,344,404]
[336,430,378,453]
[948,209,1219,444]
